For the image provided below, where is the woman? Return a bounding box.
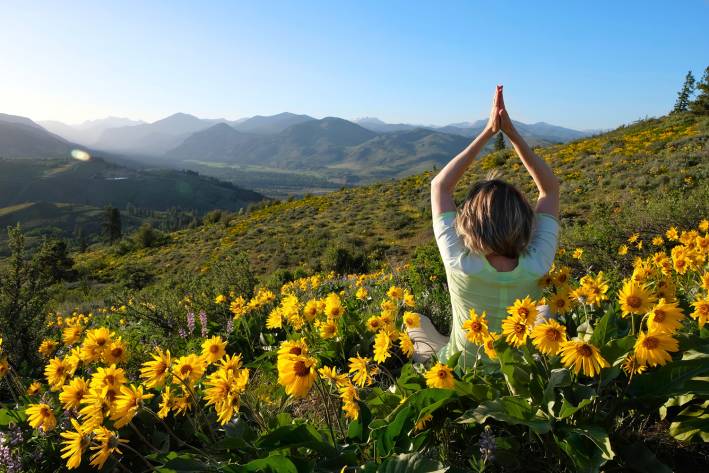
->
[411,85,560,364]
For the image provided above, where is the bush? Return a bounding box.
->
[0,225,51,375]
[132,223,169,249]
[321,240,369,274]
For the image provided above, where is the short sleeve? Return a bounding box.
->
[433,212,483,273]
[524,212,560,275]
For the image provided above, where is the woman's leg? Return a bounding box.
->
[407,314,449,362]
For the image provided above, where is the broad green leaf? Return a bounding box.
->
[375,389,457,456]
[458,396,550,434]
[493,339,532,397]
[567,425,614,460]
[557,396,595,420]
[590,309,617,347]
[555,431,604,473]
[377,452,448,473]
[0,407,25,426]
[396,363,425,391]
[542,368,571,414]
[659,394,695,420]
[347,401,372,442]
[628,352,709,399]
[446,350,462,370]
[669,400,709,442]
[555,426,613,473]
[238,455,299,473]
[152,452,209,473]
[256,423,337,458]
[600,335,635,365]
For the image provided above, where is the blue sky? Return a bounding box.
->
[1,0,707,129]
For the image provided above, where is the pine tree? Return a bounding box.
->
[673,70,696,113]
[689,66,709,115]
[494,132,505,151]
[102,207,122,244]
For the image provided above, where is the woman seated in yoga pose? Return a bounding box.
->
[411,85,560,364]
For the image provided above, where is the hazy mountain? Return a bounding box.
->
[341,128,470,178]
[231,112,315,134]
[0,114,76,158]
[354,117,418,133]
[167,117,470,180]
[356,117,589,145]
[40,117,145,145]
[0,113,46,130]
[434,120,589,145]
[93,113,227,155]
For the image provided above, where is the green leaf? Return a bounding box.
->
[0,407,25,427]
[542,368,571,415]
[600,335,635,365]
[377,452,448,473]
[347,402,372,442]
[555,426,613,473]
[494,339,532,397]
[256,423,337,458]
[458,396,550,434]
[396,363,425,391]
[616,441,672,473]
[557,396,595,420]
[669,400,709,442]
[238,455,299,473]
[628,351,709,399]
[152,452,209,473]
[555,431,604,473]
[374,389,457,456]
[590,309,617,347]
[446,350,462,369]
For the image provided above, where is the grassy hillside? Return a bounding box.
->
[0,156,264,212]
[0,201,205,255]
[68,112,707,289]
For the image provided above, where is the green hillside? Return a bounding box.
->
[0,156,264,211]
[70,112,708,290]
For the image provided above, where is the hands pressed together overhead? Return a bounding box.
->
[486,85,515,136]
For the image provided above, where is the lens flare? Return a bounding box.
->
[71,149,91,161]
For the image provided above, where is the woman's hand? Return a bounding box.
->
[497,86,517,137]
[485,85,503,133]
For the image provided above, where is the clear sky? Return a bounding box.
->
[1,0,707,130]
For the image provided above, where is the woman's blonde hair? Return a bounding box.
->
[455,171,534,258]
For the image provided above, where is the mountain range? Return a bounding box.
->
[1,110,597,194]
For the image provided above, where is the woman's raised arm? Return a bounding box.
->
[431,86,502,215]
[498,88,560,218]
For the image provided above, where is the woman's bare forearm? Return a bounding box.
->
[432,127,495,193]
[506,127,560,216]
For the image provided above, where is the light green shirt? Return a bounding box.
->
[433,211,560,363]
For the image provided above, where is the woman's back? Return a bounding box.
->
[433,211,559,360]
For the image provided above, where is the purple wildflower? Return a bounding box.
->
[186,311,195,335]
[0,435,21,473]
[479,425,496,463]
[199,310,208,337]
[226,318,234,334]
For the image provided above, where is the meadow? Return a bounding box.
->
[0,111,707,472]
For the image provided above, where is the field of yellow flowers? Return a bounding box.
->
[0,220,707,472]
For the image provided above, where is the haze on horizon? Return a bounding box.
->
[1,0,707,130]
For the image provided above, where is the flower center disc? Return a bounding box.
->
[294,361,309,377]
[627,296,641,308]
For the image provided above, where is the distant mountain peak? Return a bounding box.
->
[355,117,387,125]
